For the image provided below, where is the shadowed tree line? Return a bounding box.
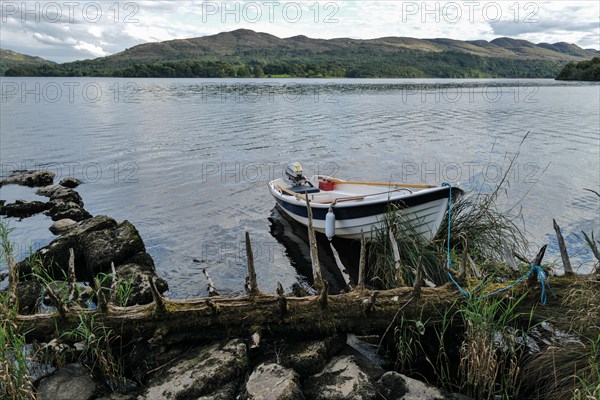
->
[556,57,600,81]
[5,49,567,78]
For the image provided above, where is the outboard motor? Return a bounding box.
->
[284,162,307,187]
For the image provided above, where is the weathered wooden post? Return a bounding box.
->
[245,231,260,296]
[305,194,324,292]
[553,219,573,275]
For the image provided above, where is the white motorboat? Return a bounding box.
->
[268,162,462,240]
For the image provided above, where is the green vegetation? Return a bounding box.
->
[0,292,35,400]
[5,50,568,78]
[0,222,35,399]
[4,31,598,78]
[64,314,127,391]
[0,49,54,76]
[556,57,600,81]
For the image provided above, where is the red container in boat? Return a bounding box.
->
[319,179,335,191]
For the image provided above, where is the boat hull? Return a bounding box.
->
[269,178,460,240]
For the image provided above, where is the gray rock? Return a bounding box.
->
[81,221,146,278]
[0,199,49,218]
[50,218,77,235]
[17,280,41,314]
[59,177,81,188]
[0,169,55,187]
[377,371,447,400]
[96,395,135,400]
[19,215,117,279]
[282,335,347,377]
[18,215,166,307]
[41,186,90,221]
[246,363,303,400]
[116,262,169,305]
[37,363,97,400]
[138,340,248,400]
[50,206,92,222]
[303,355,376,400]
[48,188,84,207]
[36,185,68,198]
[196,381,239,400]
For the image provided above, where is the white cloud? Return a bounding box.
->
[0,0,597,62]
[73,41,109,57]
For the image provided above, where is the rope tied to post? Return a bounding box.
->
[441,181,550,305]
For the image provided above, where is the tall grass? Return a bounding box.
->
[522,338,600,400]
[369,206,448,288]
[64,314,127,392]
[368,185,528,289]
[368,139,531,290]
[457,289,532,399]
[1,220,35,399]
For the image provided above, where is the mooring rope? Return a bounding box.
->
[441,182,550,305]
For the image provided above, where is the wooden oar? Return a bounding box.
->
[327,178,434,189]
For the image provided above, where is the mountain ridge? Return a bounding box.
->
[4,29,599,78]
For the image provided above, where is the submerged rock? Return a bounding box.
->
[246,363,304,400]
[36,363,97,400]
[138,339,248,400]
[0,169,55,187]
[59,177,81,188]
[44,187,91,222]
[0,200,49,218]
[303,355,376,400]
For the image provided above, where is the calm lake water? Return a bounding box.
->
[1,77,599,297]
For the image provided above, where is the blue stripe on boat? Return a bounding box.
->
[276,186,459,221]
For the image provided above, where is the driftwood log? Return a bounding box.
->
[14,274,577,345]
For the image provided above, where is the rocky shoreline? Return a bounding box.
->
[2,170,465,400]
[1,170,598,400]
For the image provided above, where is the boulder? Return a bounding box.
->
[19,215,117,280]
[0,169,55,187]
[40,186,91,222]
[17,280,41,314]
[376,371,448,400]
[59,177,82,188]
[18,215,167,304]
[50,206,92,222]
[48,188,84,207]
[96,395,135,400]
[282,335,347,377]
[303,355,376,400]
[196,382,239,400]
[81,221,146,278]
[116,261,168,305]
[36,185,67,198]
[37,363,97,400]
[138,340,248,400]
[0,200,49,218]
[246,363,304,400]
[50,219,77,235]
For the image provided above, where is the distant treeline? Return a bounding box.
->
[556,57,600,81]
[5,49,566,79]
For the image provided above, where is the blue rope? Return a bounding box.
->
[441,182,549,305]
[441,182,453,271]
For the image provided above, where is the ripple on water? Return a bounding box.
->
[1,78,598,297]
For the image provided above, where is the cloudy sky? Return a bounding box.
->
[1,1,599,63]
